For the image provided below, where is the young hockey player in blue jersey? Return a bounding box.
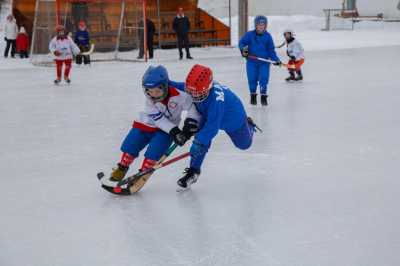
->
[176,64,260,190]
[74,20,91,65]
[107,65,200,182]
[239,15,281,106]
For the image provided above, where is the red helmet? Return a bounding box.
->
[78,20,86,28]
[55,25,65,32]
[185,64,213,102]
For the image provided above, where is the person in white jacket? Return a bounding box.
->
[3,14,18,58]
[282,29,305,82]
[49,25,81,84]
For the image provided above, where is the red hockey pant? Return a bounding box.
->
[55,59,72,79]
[288,58,305,71]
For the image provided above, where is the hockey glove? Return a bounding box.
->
[170,127,188,146]
[241,46,249,58]
[79,45,89,52]
[182,118,199,138]
[273,61,282,66]
[289,55,296,61]
[190,140,208,159]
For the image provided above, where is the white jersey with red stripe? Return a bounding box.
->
[133,86,200,133]
[49,36,80,60]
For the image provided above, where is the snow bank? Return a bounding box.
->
[1,14,400,69]
[220,15,400,52]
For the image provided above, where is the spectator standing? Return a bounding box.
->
[173,7,193,60]
[16,26,29,58]
[4,14,18,58]
[137,18,155,59]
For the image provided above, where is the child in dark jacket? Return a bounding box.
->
[74,20,91,65]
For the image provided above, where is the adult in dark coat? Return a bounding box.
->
[172,7,193,60]
[138,18,155,59]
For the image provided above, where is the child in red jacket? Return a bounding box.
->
[16,27,29,58]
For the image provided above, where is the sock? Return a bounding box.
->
[140,158,157,171]
[120,152,135,167]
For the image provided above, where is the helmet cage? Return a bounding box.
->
[143,82,168,102]
[185,83,212,103]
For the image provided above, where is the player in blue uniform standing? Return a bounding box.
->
[176,64,260,190]
[239,15,281,106]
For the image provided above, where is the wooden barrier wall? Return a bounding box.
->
[12,0,230,51]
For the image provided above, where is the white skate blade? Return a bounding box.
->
[101,177,123,188]
[176,185,192,193]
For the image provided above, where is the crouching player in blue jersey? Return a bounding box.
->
[239,15,281,106]
[176,64,260,190]
[107,65,200,182]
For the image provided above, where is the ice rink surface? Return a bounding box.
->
[1,45,400,266]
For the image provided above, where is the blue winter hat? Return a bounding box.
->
[254,15,268,27]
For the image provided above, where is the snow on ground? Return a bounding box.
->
[199,0,400,19]
[2,14,400,62]
[1,15,400,266]
[220,15,400,51]
[6,16,400,69]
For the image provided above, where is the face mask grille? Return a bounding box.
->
[143,83,168,102]
[185,84,210,103]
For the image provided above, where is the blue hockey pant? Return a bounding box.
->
[121,128,173,161]
[190,119,255,170]
[246,60,271,95]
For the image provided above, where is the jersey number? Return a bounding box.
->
[214,84,225,102]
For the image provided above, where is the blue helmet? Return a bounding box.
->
[254,15,268,28]
[142,65,169,102]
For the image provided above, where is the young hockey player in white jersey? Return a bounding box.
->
[108,65,200,183]
[277,29,305,82]
[49,25,81,84]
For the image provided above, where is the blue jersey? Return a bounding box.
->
[239,30,279,62]
[74,30,90,46]
[168,80,185,92]
[194,82,247,146]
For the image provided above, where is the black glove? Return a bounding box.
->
[182,118,199,138]
[241,46,249,58]
[170,127,188,146]
[4,37,7,41]
[79,45,90,52]
[290,55,296,61]
[273,61,282,66]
